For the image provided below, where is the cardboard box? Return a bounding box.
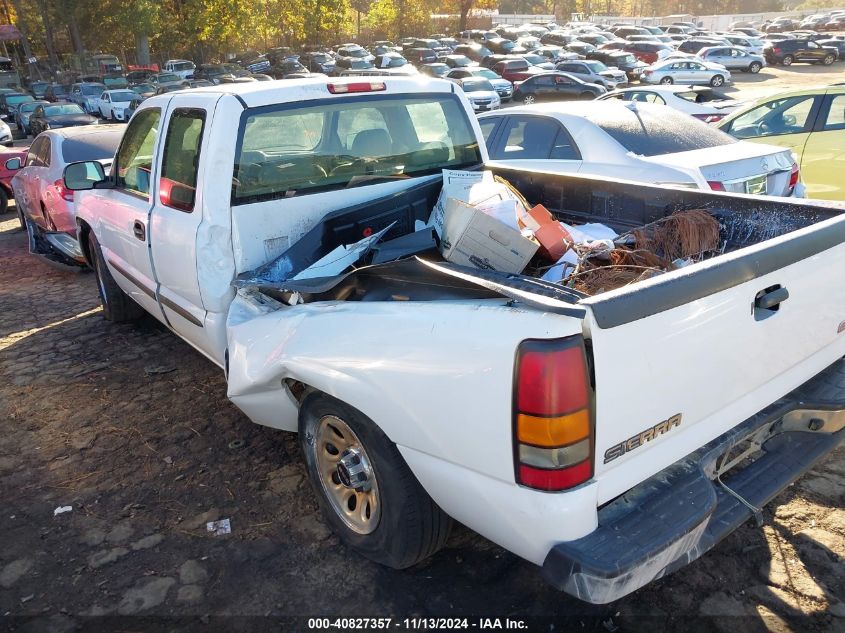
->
[439,200,538,274]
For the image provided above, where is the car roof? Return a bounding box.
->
[44,125,124,141]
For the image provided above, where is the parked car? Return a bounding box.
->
[522,53,555,70]
[69,82,106,114]
[270,59,312,79]
[14,99,48,136]
[444,54,476,69]
[43,83,69,102]
[0,145,27,217]
[0,116,11,146]
[822,16,845,31]
[332,58,375,75]
[586,50,648,81]
[554,59,627,89]
[763,39,839,66]
[598,85,741,123]
[799,14,831,31]
[452,44,492,63]
[301,52,336,74]
[125,69,157,85]
[722,34,766,55]
[369,54,417,76]
[29,102,98,136]
[513,72,606,104]
[455,77,501,112]
[765,18,799,33]
[642,59,732,87]
[420,63,450,78]
[492,58,548,83]
[193,64,249,84]
[404,47,438,65]
[9,126,122,263]
[27,81,49,99]
[96,89,137,121]
[124,96,145,120]
[163,59,196,79]
[624,42,673,64]
[818,39,845,58]
[730,27,763,37]
[446,67,513,101]
[60,77,845,609]
[697,47,766,73]
[0,92,34,118]
[148,72,184,88]
[480,101,800,196]
[336,45,374,62]
[717,85,845,200]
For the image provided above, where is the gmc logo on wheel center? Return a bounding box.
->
[603,413,683,464]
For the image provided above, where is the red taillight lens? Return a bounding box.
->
[773,47,782,54]
[643,69,653,75]
[789,162,799,189]
[514,338,593,492]
[707,181,726,191]
[53,178,73,202]
[327,81,386,94]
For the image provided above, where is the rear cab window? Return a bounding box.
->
[232,93,482,204]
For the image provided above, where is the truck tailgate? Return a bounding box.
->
[582,213,845,504]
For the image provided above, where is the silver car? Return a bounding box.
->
[698,46,766,74]
[445,67,513,101]
[641,59,732,87]
[554,59,628,89]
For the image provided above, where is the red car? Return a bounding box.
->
[492,59,547,83]
[623,42,673,64]
[0,145,28,222]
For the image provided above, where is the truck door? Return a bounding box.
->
[148,94,222,364]
[92,107,165,318]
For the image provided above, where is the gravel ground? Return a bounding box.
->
[1,68,844,631]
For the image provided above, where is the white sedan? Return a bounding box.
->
[96,89,137,121]
[598,85,743,123]
[478,101,802,196]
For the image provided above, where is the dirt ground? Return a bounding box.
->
[0,203,843,633]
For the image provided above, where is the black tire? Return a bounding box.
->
[782,55,794,66]
[299,393,452,569]
[748,62,762,73]
[710,74,725,87]
[0,187,8,215]
[660,76,674,84]
[88,232,145,322]
[823,54,835,66]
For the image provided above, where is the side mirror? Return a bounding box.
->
[0,114,7,121]
[63,160,107,191]
[5,157,21,170]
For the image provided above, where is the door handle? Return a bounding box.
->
[754,285,788,320]
[133,220,146,241]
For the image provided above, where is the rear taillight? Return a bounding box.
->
[327,81,386,94]
[692,113,726,123]
[707,181,726,191]
[53,178,73,202]
[773,47,782,54]
[789,162,800,189]
[643,69,652,75]
[514,337,593,492]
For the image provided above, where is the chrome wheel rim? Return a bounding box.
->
[523,95,535,104]
[313,415,380,535]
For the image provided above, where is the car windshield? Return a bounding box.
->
[45,104,85,116]
[132,84,154,93]
[463,79,494,92]
[8,95,34,105]
[233,94,482,203]
[49,85,68,94]
[156,73,180,82]
[81,85,105,95]
[345,48,369,58]
[451,56,472,65]
[312,54,331,63]
[61,131,122,162]
[109,91,136,102]
[584,60,607,72]
[473,69,498,79]
[172,62,194,71]
[20,102,43,113]
[614,54,636,64]
[104,77,128,88]
[592,105,736,156]
[348,59,373,69]
[378,56,406,68]
[524,54,545,64]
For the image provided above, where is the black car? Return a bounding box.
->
[125,70,156,85]
[452,44,492,63]
[764,39,839,65]
[764,19,799,33]
[587,50,648,81]
[42,83,69,102]
[0,92,34,117]
[193,64,250,84]
[29,102,97,136]
[677,38,726,54]
[403,48,437,65]
[486,37,518,54]
[270,59,312,79]
[331,58,374,76]
[300,52,335,74]
[27,81,49,99]
[419,63,450,78]
[513,72,605,104]
[124,96,145,120]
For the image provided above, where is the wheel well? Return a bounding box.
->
[77,220,94,268]
[283,379,313,407]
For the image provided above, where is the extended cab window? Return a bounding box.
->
[159,108,206,212]
[233,94,481,204]
[115,108,161,196]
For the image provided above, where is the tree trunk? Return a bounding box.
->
[459,1,473,32]
[9,0,34,59]
[69,13,84,56]
[37,0,59,70]
[136,34,151,66]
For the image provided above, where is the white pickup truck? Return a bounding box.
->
[62,77,845,604]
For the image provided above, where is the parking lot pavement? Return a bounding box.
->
[1,196,844,624]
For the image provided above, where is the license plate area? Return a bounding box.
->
[713,422,776,479]
[745,174,768,195]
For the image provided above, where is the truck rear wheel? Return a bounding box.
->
[88,232,145,322]
[299,393,451,569]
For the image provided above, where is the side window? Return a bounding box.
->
[114,108,161,197]
[159,108,205,212]
[25,136,45,166]
[37,137,51,167]
[494,116,559,160]
[549,126,580,160]
[823,95,845,131]
[727,96,816,138]
[478,119,499,146]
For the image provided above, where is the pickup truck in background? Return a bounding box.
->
[62,77,845,604]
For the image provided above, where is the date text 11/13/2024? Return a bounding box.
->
[307,618,529,630]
